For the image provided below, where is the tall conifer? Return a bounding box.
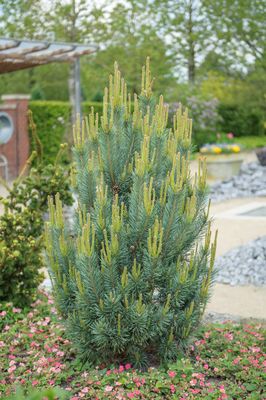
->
[46,59,217,366]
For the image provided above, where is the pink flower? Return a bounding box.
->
[219,385,226,393]
[127,393,135,399]
[227,132,234,139]
[106,369,112,375]
[0,341,5,347]
[168,370,176,378]
[81,387,89,393]
[12,307,21,313]
[49,380,55,385]
[190,379,197,386]
[250,346,261,353]
[224,333,233,341]
[221,394,228,399]
[70,397,79,400]
[233,357,240,365]
[214,367,219,372]
[32,380,38,386]
[4,325,10,331]
[30,342,40,348]
[190,389,200,394]
[204,364,209,370]
[9,360,16,366]
[0,311,7,316]
[170,384,175,393]
[119,365,124,373]
[8,365,16,373]
[105,386,113,392]
[125,363,131,370]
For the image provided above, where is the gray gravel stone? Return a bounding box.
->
[210,162,266,203]
[215,236,266,286]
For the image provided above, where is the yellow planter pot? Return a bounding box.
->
[203,153,244,180]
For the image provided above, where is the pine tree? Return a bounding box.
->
[45,58,217,367]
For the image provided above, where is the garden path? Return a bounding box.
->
[206,196,266,321]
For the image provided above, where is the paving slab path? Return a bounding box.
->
[206,284,265,320]
[211,197,266,257]
[206,196,266,321]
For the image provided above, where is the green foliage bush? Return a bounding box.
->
[0,204,44,306]
[218,104,265,137]
[29,101,71,165]
[46,59,217,367]
[29,101,103,165]
[0,117,73,306]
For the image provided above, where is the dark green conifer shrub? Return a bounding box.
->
[46,59,217,367]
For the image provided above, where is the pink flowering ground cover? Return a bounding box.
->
[0,291,265,400]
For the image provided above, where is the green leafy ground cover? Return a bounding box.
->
[0,291,265,399]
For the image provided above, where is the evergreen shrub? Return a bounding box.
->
[46,59,217,367]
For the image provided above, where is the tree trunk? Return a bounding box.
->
[187,0,196,83]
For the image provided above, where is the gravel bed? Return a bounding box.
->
[215,236,266,286]
[210,162,266,203]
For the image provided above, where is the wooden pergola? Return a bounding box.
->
[0,37,97,117]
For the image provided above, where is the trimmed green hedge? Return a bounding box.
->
[29,101,103,165]
[218,104,265,137]
[29,101,71,165]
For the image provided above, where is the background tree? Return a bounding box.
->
[81,1,175,100]
[202,0,266,64]
[151,0,212,83]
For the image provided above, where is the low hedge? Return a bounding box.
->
[29,101,103,165]
[29,101,71,165]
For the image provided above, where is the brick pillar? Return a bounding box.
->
[0,94,30,179]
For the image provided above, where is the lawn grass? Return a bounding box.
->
[234,136,266,150]
[0,291,265,399]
